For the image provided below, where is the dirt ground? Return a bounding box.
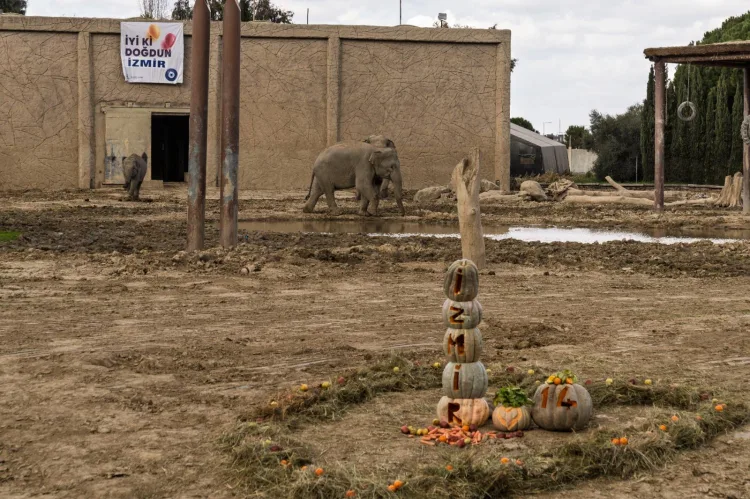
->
[2,187,750,498]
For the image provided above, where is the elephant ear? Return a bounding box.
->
[386,139,395,149]
[368,149,383,165]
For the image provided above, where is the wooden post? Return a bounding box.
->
[743,67,750,214]
[654,60,666,211]
[452,148,486,269]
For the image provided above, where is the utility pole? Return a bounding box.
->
[399,0,402,25]
[307,8,309,24]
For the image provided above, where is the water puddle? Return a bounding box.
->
[238,220,748,245]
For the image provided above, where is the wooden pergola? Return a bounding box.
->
[644,41,750,213]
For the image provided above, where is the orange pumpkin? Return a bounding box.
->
[442,299,483,330]
[443,328,483,363]
[436,396,490,426]
[444,259,479,301]
[492,405,532,432]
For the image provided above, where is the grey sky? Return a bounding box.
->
[26,0,750,134]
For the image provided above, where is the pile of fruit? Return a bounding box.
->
[400,420,524,447]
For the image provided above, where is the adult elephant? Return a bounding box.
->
[355,135,405,215]
[303,142,401,216]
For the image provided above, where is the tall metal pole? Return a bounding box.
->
[307,8,309,24]
[187,0,211,251]
[220,0,241,248]
[399,0,402,25]
[743,67,750,214]
[654,60,666,211]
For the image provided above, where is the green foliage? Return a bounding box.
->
[644,11,750,185]
[510,117,536,133]
[0,231,20,242]
[173,0,293,23]
[493,386,532,408]
[564,125,594,150]
[590,105,643,182]
[0,0,27,14]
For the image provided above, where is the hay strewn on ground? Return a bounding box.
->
[221,356,750,498]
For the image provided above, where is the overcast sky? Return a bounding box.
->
[26,0,750,134]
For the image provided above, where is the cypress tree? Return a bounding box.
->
[641,66,656,182]
[714,72,732,180]
[688,69,706,184]
[730,80,744,174]
[703,88,717,185]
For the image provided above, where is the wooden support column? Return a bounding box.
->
[743,67,750,214]
[326,35,341,146]
[654,60,666,211]
[77,32,95,189]
[495,40,511,192]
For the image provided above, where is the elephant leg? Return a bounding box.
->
[359,195,371,216]
[134,179,143,201]
[391,169,405,216]
[128,179,137,201]
[303,179,324,213]
[357,183,377,217]
[322,182,342,216]
[370,192,381,216]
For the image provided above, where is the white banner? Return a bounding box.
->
[121,22,184,85]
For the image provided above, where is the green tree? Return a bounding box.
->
[173,0,293,23]
[640,65,656,182]
[703,88,717,184]
[590,105,643,182]
[0,0,27,14]
[714,73,732,179]
[171,0,191,20]
[564,125,593,150]
[510,117,536,133]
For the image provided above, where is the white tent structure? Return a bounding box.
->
[510,124,570,176]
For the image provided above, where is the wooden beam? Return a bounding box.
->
[654,60,666,211]
[744,67,750,215]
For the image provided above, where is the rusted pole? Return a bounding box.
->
[654,60,666,211]
[187,0,211,251]
[220,0,241,247]
[743,67,750,214]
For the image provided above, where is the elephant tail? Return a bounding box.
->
[304,172,315,201]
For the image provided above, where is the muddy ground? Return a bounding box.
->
[1,187,750,498]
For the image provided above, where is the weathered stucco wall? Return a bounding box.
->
[0,16,510,191]
[340,40,498,187]
[0,31,79,190]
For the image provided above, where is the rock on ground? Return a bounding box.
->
[520,181,548,202]
[414,186,450,205]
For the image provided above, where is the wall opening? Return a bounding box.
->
[151,114,189,182]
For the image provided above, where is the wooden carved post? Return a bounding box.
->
[452,148,486,269]
[436,260,490,427]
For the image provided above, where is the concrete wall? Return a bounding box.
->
[0,16,511,191]
[569,149,597,174]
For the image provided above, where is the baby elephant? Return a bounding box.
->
[303,142,400,216]
[122,152,148,201]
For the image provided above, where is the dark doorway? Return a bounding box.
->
[151,114,189,182]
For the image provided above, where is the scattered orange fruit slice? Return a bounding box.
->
[315,467,324,476]
[393,480,404,490]
[500,457,510,464]
[346,490,356,498]
[611,438,620,445]
[445,464,454,471]
[387,484,397,492]
[715,405,724,412]
[659,425,668,431]
[619,437,628,446]
[671,415,679,422]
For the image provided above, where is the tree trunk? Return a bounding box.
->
[452,148,486,270]
[562,195,654,207]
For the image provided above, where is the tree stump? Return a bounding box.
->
[451,149,486,270]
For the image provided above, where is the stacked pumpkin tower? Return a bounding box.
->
[436,259,490,427]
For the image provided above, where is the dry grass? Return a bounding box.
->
[221,356,750,498]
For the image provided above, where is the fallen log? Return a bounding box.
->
[566,188,684,201]
[562,195,653,207]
